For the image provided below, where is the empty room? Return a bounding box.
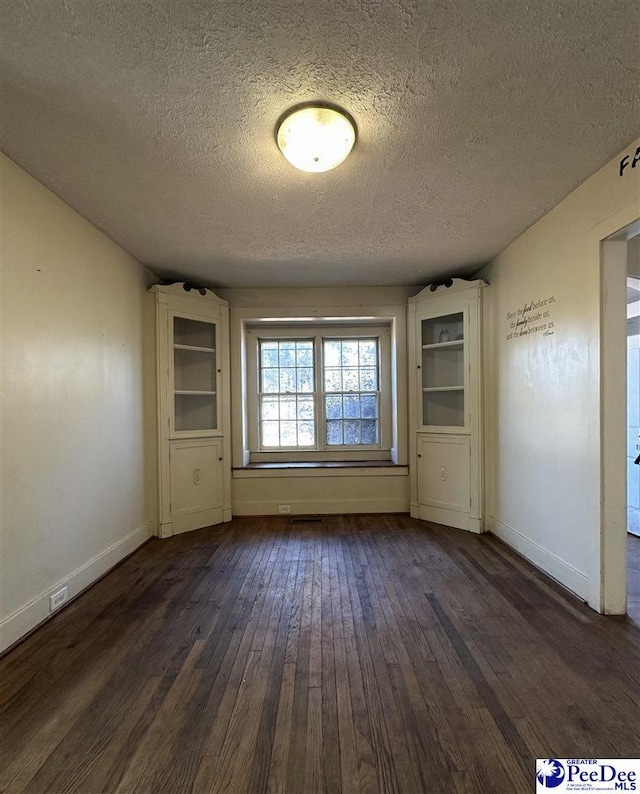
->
[1,1,639,793]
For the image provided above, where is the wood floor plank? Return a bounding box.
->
[264,662,297,794]
[214,552,296,793]
[334,533,378,794]
[1,515,639,794]
[283,536,314,793]
[319,537,341,794]
[341,524,406,794]
[245,540,303,794]
[116,529,280,794]
[325,536,359,794]
[178,532,286,794]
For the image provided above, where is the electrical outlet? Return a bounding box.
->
[50,586,68,613]
[278,504,291,514]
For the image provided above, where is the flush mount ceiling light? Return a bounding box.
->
[276,104,356,173]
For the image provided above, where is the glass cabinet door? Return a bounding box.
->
[420,312,465,427]
[172,316,218,432]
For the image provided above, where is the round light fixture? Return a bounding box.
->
[276,104,356,173]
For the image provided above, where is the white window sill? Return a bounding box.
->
[233,462,409,479]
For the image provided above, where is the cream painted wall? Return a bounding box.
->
[479,137,640,610]
[217,286,415,515]
[1,154,156,651]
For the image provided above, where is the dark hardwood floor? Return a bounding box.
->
[1,515,639,794]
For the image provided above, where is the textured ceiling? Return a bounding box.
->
[2,0,639,287]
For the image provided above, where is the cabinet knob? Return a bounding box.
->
[417,365,421,369]
[417,454,422,458]
[218,456,223,461]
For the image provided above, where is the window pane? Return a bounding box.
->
[278,344,296,367]
[261,396,279,420]
[261,344,279,367]
[341,341,359,366]
[279,394,297,419]
[359,340,377,365]
[324,341,341,367]
[326,394,342,419]
[298,421,315,446]
[326,420,342,445]
[298,396,314,419]
[343,420,360,445]
[360,368,378,391]
[279,368,296,393]
[280,421,297,446]
[343,394,360,418]
[361,419,377,444]
[262,421,280,447]
[296,344,313,366]
[342,369,359,392]
[324,368,342,392]
[296,367,314,392]
[361,394,377,419]
[261,368,279,393]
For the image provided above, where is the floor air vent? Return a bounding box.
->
[290,516,325,524]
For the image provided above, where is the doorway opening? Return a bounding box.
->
[626,234,640,623]
[601,218,640,619]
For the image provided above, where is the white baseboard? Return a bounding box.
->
[488,516,589,600]
[0,520,153,654]
[233,498,408,516]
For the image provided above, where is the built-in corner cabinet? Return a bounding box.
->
[408,279,487,533]
[150,283,232,538]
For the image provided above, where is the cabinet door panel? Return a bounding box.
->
[417,435,470,513]
[170,438,223,533]
[171,313,219,434]
[417,308,468,430]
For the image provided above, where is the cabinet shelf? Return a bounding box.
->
[174,343,216,354]
[422,340,464,350]
[422,386,464,392]
[174,390,217,396]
